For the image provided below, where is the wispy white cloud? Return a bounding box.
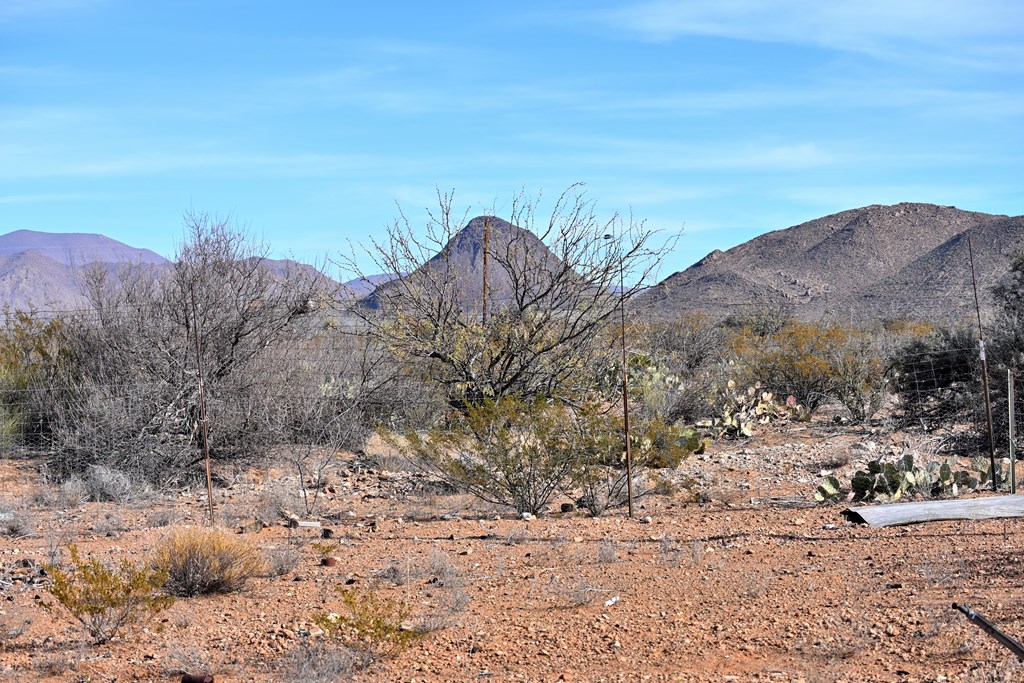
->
[0,0,105,24]
[0,192,100,205]
[496,135,841,172]
[597,0,1024,69]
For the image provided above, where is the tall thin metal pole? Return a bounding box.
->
[482,217,490,326]
[190,286,216,523]
[1010,369,1017,494]
[619,255,634,518]
[967,234,998,491]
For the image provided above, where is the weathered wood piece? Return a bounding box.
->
[286,517,322,529]
[844,495,1024,527]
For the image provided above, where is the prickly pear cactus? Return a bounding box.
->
[844,453,989,503]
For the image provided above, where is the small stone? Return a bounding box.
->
[639,516,653,524]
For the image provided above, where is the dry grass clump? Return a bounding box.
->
[152,527,268,597]
[0,507,31,539]
[82,465,148,503]
[278,642,357,682]
[264,541,303,577]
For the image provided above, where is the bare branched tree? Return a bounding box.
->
[342,185,677,406]
[37,212,329,484]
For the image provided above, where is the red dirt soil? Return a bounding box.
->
[1,423,1021,682]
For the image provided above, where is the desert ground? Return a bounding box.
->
[2,419,1023,683]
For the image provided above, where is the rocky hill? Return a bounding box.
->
[637,203,1024,323]
[362,215,562,314]
[7,204,1023,323]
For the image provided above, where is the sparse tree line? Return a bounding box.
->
[1,190,1022,514]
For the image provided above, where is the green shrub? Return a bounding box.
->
[152,527,268,597]
[314,587,422,666]
[43,545,173,644]
[398,397,583,515]
[399,397,699,516]
[730,321,887,420]
[0,310,70,444]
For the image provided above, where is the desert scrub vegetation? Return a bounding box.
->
[728,320,888,422]
[314,586,423,668]
[631,315,728,424]
[13,214,400,492]
[0,502,32,539]
[397,396,698,515]
[43,545,174,644]
[152,526,267,597]
[0,309,70,447]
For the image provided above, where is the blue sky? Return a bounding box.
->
[1,0,1021,278]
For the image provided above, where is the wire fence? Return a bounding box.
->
[0,295,1006,484]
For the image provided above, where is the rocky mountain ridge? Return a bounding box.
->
[5,202,1023,322]
[636,203,1024,323]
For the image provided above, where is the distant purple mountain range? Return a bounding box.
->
[0,230,365,312]
[0,229,168,267]
[6,202,1024,322]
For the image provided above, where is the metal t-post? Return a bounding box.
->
[619,259,634,518]
[1010,369,1017,494]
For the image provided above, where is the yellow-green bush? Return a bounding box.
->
[397,396,699,516]
[314,587,422,661]
[729,321,887,421]
[0,310,70,443]
[43,545,173,644]
[152,527,268,597]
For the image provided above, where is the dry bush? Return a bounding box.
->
[152,527,268,597]
[596,541,618,564]
[542,574,611,608]
[58,477,89,506]
[32,652,79,677]
[633,314,728,423]
[0,605,32,648]
[32,214,330,487]
[254,489,289,527]
[0,504,31,539]
[81,465,149,503]
[145,508,179,528]
[279,642,357,682]
[567,580,609,607]
[92,511,127,537]
[163,643,217,679]
[264,542,303,577]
